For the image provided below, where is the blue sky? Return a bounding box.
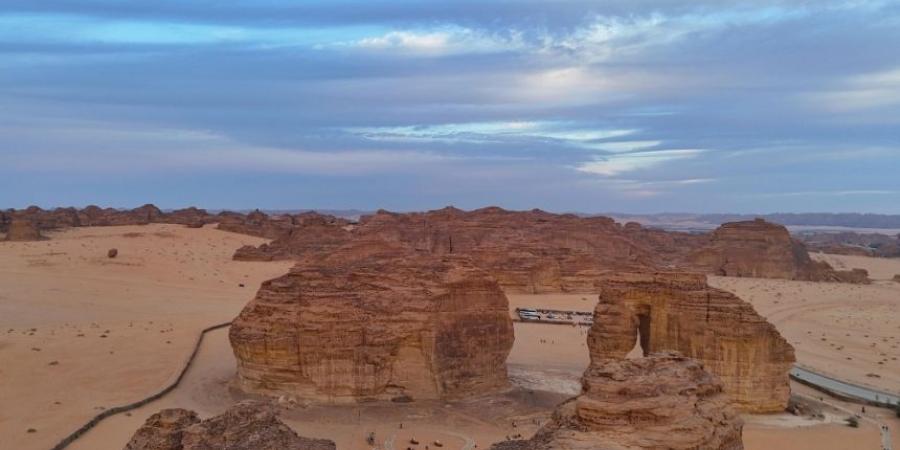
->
[2,0,899,213]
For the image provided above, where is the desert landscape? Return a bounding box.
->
[2,206,899,450]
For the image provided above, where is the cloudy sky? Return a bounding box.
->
[2,1,899,213]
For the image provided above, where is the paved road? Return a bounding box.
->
[791,366,900,406]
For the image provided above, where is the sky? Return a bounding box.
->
[2,0,899,213]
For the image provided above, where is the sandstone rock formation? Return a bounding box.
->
[4,219,43,241]
[491,352,744,450]
[125,401,335,450]
[687,219,867,282]
[590,272,795,412]
[230,248,514,403]
[236,207,658,292]
[217,209,297,239]
[233,212,351,262]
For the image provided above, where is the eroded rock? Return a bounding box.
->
[590,272,795,412]
[4,219,43,241]
[687,219,867,283]
[229,247,514,402]
[125,401,335,450]
[491,353,744,450]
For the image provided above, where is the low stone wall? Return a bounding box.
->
[50,322,232,450]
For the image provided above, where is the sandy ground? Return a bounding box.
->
[71,326,567,450]
[710,254,900,394]
[4,226,899,450]
[0,224,293,450]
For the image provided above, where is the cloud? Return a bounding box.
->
[1,0,899,212]
[577,149,706,176]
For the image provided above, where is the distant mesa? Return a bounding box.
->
[590,272,795,413]
[229,246,514,403]
[125,401,336,450]
[686,219,870,283]
[491,352,743,450]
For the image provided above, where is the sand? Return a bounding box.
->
[0,224,293,450]
[710,254,900,394]
[3,226,899,450]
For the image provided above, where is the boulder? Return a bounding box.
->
[229,247,514,403]
[108,248,118,258]
[125,401,335,450]
[590,272,795,412]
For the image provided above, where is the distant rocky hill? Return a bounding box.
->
[604,212,900,231]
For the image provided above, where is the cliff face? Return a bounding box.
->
[125,401,336,450]
[229,248,514,403]
[687,219,868,282]
[589,272,795,413]
[491,353,744,450]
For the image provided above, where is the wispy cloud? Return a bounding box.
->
[577,149,706,176]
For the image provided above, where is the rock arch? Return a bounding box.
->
[590,272,795,413]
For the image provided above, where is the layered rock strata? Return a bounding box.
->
[125,401,336,450]
[229,248,514,402]
[687,219,868,282]
[491,352,744,450]
[590,272,795,413]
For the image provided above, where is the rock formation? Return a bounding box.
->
[491,352,744,450]
[236,207,658,292]
[108,248,118,258]
[125,401,335,450]
[4,219,43,241]
[687,219,867,282]
[233,212,351,262]
[893,274,900,283]
[230,247,514,403]
[165,207,211,227]
[217,209,297,240]
[590,272,795,413]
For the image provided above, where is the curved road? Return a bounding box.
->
[791,367,900,406]
[791,366,896,450]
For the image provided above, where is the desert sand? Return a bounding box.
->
[0,224,293,450]
[3,227,899,450]
[710,253,900,394]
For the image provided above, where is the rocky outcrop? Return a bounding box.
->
[491,353,744,450]
[217,209,296,240]
[893,274,900,283]
[125,401,335,450]
[590,272,795,413]
[4,219,43,241]
[233,212,351,262]
[164,207,211,227]
[687,219,868,282]
[230,247,514,403]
